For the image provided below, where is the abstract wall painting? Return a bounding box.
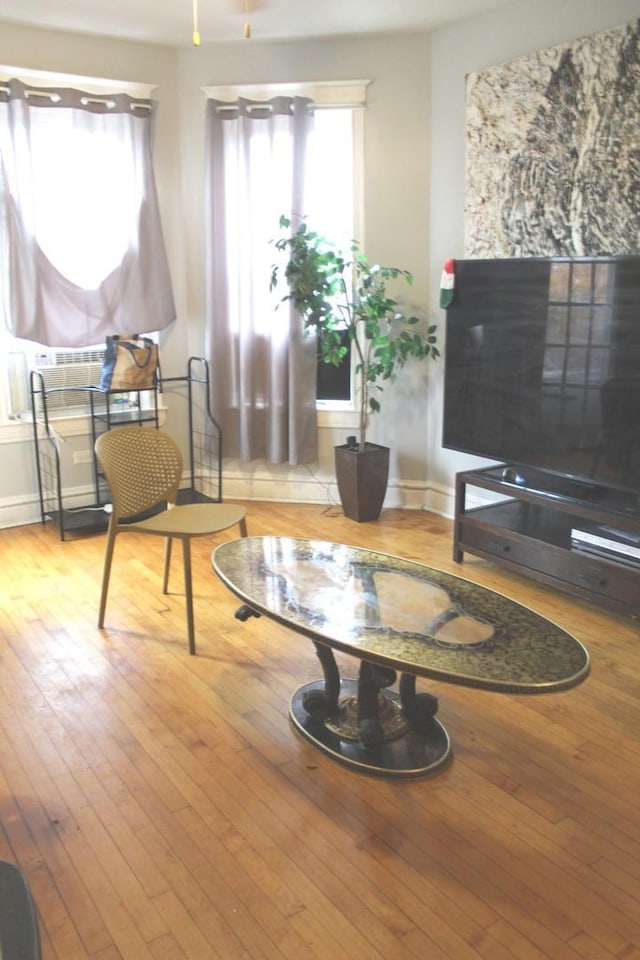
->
[465,19,640,257]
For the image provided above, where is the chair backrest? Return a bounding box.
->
[95,427,183,520]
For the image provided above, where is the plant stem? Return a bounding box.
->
[339,274,367,450]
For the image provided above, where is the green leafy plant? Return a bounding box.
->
[270,215,440,450]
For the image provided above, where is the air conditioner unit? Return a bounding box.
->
[31,348,106,415]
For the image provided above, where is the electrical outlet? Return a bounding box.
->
[73,450,93,464]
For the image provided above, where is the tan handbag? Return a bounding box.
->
[100,335,158,391]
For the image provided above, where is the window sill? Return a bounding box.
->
[0,403,167,443]
[317,402,358,430]
[0,417,34,444]
[3,403,346,441]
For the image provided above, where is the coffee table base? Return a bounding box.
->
[290,679,452,778]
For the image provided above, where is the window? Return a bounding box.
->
[306,107,357,404]
[0,67,172,424]
[316,328,352,402]
[22,114,137,288]
[304,106,357,255]
[203,80,366,410]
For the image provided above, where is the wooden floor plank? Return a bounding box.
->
[0,502,638,960]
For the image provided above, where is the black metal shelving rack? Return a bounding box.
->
[160,357,222,509]
[30,356,222,540]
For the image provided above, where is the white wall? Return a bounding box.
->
[1,0,638,526]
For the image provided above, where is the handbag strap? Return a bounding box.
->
[117,339,156,369]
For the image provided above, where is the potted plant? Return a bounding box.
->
[270,215,439,521]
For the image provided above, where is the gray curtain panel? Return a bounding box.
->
[204,95,318,466]
[0,79,175,347]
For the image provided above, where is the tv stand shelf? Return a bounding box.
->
[454,465,640,618]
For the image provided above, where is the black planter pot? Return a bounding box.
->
[334,442,390,522]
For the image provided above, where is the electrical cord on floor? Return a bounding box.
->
[299,463,344,518]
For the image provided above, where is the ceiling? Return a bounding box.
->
[0,0,511,47]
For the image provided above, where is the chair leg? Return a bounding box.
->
[239,516,248,537]
[98,523,118,628]
[182,538,196,655]
[162,537,173,594]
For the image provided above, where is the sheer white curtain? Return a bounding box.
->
[0,79,175,347]
[204,95,318,465]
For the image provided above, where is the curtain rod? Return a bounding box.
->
[214,100,366,113]
[0,83,153,111]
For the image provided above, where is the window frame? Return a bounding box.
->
[0,66,157,434]
[202,79,367,425]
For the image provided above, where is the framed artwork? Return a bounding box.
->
[465,19,640,257]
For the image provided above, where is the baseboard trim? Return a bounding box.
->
[221,469,455,518]
[0,485,99,531]
[0,494,42,530]
[0,473,457,530]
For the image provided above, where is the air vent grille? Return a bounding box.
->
[33,349,105,413]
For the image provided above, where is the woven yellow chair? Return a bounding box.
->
[95,427,247,654]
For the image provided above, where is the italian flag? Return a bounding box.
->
[439,258,455,309]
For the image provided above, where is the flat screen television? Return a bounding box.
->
[442,256,640,497]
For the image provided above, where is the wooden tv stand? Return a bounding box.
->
[454,465,640,618]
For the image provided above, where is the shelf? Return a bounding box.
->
[31,358,223,540]
[92,409,158,426]
[461,500,572,546]
[176,488,217,506]
[454,465,640,618]
[466,465,640,531]
[44,507,109,535]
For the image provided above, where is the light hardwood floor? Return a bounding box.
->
[0,501,638,960]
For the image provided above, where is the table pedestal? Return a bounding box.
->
[289,643,451,778]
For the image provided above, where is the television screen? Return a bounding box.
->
[443,257,640,495]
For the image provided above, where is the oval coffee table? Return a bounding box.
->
[212,537,590,778]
